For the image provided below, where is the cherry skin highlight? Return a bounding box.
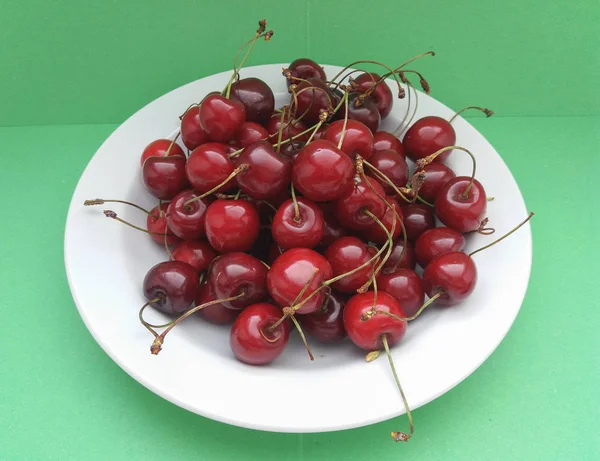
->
[204,199,260,253]
[272,197,325,250]
[373,131,405,158]
[403,116,456,163]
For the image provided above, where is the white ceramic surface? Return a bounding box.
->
[64,64,532,433]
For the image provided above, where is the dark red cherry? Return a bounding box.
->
[383,239,416,271]
[231,121,268,148]
[229,77,275,125]
[347,93,380,133]
[361,196,403,244]
[172,240,217,273]
[267,248,333,314]
[267,242,283,266]
[415,227,466,269]
[343,291,407,350]
[142,155,189,200]
[317,202,348,248]
[435,177,487,232]
[402,204,436,241]
[299,291,347,342]
[230,302,290,365]
[266,110,308,143]
[376,269,424,318]
[204,199,260,253]
[280,139,305,159]
[403,116,456,163]
[334,176,386,230]
[147,203,181,246]
[181,105,209,150]
[324,237,374,293]
[140,139,185,166]
[272,197,324,250]
[143,261,199,314]
[248,227,274,262]
[373,131,405,158]
[208,252,269,310]
[235,140,293,200]
[353,72,393,118]
[199,94,246,142]
[422,252,477,306]
[166,189,212,240]
[196,282,239,325]
[324,119,374,159]
[367,149,408,194]
[286,58,326,85]
[292,139,354,202]
[185,143,235,194]
[294,77,332,125]
[417,163,456,203]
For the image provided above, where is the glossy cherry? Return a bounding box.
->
[361,196,403,244]
[185,143,235,194]
[266,110,308,143]
[147,203,180,246]
[401,204,436,241]
[172,240,217,273]
[204,199,260,253]
[267,248,333,314]
[415,227,466,269]
[272,197,324,249]
[435,177,487,232]
[317,202,348,248]
[353,72,393,118]
[417,163,456,203]
[231,121,269,148]
[367,149,408,194]
[229,77,275,125]
[324,119,374,159]
[373,131,405,158]
[143,261,199,314]
[142,155,189,200]
[299,291,346,342]
[181,105,210,150]
[383,239,416,271]
[347,93,380,133]
[421,252,477,306]
[166,189,212,240]
[334,176,386,230]
[140,139,185,166]
[199,94,246,142]
[377,269,424,318]
[294,77,332,125]
[196,282,239,325]
[324,236,374,293]
[230,302,290,365]
[286,58,326,85]
[292,139,354,202]
[403,116,455,163]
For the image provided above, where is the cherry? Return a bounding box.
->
[324,237,375,293]
[312,124,328,140]
[208,252,269,310]
[267,248,333,314]
[317,202,348,248]
[196,282,239,325]
[204,199,260,253]
[286,58,326,86]
[166,189,212,240]
[185,143,235,194]
[417,163,456,203]
[199,94,246,142]
[140,139,185,166]
[422,252,477,306]
[435,177,487,232]
[142,155,189,200]
[361,196,403,244]
[172,240,217,273]
[377,269,424,318]
[415,227,466,269]
[235,140,293,200]
[366,149,408,194]
[229,77,275,125]
[181,105,209,150]
[292,139,354,202]
[373,131,405,158]
[280,139,305,159]
[231,121,269,148]
[230,302,290,365]
[324,119,374,159]
[293,77,332,125]
[272,196,324,249]
[383,239,416,271]
[143,260,199,314]
[299,291,346,342]
[147,203,181,246]
[353,72,393,118]
[266,110,308,143]
[403,116,455,163]
[401,204,436,241]
[334,176,386,230]
[347,93,380,133]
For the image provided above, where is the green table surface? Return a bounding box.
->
[1,115,599,460]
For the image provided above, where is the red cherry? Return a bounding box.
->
[435,177,487,232]
[142,155,189,200]
[140,139,185,166]
[166,189,212,240]
[347,93,380,133]
[353,72,393,118]
[231,121,268,148]
[373,131,405,158]
[294,77,332,125]
[185,143,235,194]
[324,237,374,293]
[401,204,436,241]
[196,282,239,325]
[143,261,199,314]
[292,139,354,202]
[199,94,246,142]
[299,291,347,342]
[343,291,407,350]
[334,176,386,230]
[361,196,403,244]
[317,202,348,248]
[172,240,217,273]
[181,105,210,150]
[235,140,293,200]
[403,116,455,163]
[204,199,260,253]
[266,111,308,143]
[422,252,477,306]
[377,269,424,318]
[267,248,333,314]
[272,197,324,250]
[324,119,374,159]
[383,239,416,271]
[286,58,326,85]
[230,302,290,365]
[417,163,456,203]
[229,77,275,125]
[147,204,181,246]
[367,149,408,194]
[415,227,466,269]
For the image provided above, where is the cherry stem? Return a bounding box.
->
[398,79,419,137]
[381,334,414,442]
[165,132,181,156]
[163,221,173,260]
[372,270,379,313]
[370,292,442,322]
[327,69,366,90]
[304,121,323,144]
[469,212,534,257]
[290,315,315,361]
[359,206,397,292]
[449,106,494,124]
[416,195,434,207]
[339,60,404,99]
[102,210,166,236]
[268,269,320,332]
[138,298,163,337]
[183,165,249,206]
[291,183,301,223]
[362,160,410,202]
[398,70,430,94]
[151,292,246,355]
[337,90,350,150]
[84,199,156,218]
[276,106,287,153]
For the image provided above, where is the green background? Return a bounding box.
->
[1,0,599,460]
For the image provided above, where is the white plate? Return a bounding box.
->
[64,64,532,433]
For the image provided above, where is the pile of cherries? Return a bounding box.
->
[85,19,533,442]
